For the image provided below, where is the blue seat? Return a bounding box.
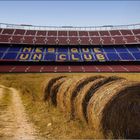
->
[0,53,3,59]
[127,47,140,52]
[44,53,56,61]
[0,47,9,52]
[57,48,69,53]
[3,53,17,59]
[103,47,116,53]
[8,47,21,52]
[115,47,128,53]
[106,53,121,61]
[119,53,135,60]
[132,53,140,60]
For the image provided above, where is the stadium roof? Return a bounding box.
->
[1,23,140,31]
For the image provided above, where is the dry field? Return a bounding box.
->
[0,73,140,139]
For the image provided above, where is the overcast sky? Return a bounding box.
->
[0,1,140,26]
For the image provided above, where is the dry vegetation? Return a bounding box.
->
[0,73,140,139]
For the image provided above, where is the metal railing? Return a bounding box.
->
[0,22,140,31]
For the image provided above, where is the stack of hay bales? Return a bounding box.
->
[74,76,124,122]
[42,76,66,102]
[42,75,140,139]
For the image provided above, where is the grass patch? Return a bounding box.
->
[0,88,11,112]
[0,87,11,135]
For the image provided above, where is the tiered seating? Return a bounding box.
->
[120,30,132,35]
[0,27,140,45]
[0,65,140,73]
[0,45,140,62]
[0,24,140,73]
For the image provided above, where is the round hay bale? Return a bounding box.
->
[87,79,140,139]
[42,76,66,101]
[50,77,67,106]
[65,75,104,117]
[74,76,124,122]
[57,78,76,112]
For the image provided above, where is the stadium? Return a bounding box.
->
[0,1,140,139]
[0,23,140,72]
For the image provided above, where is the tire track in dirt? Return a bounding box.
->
[0,86,38,140]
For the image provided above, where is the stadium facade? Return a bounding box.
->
[0,23,140,72]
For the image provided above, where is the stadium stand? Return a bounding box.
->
[0,23,140,72]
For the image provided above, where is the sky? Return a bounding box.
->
[0,1,140,27]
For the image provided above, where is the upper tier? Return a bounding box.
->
[0,23,140,46]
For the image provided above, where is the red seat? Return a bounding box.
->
[0,65,14,72]
[69,31,78,36]
[56,66,70,72]
[112,36,125,44]
[0,34,11,43]
[97,65,112,72]
[48,31,57,36]
[110,65,126,72]
[58,31,67,36]
[14,29,25,35]
[26,30,36,35]
[42,66,56,72]
[79,31,88,37]
[120,30,133,35]
[91,37,101,45]
[37,31,47,36]
[132,29,140,35]
[28,66,43,72]
[35,37,46,44]
[70,66,83,72]
[12,66,29,72]
[58,37,68,45]
[80,37,90,45]
[69,37,79,45]
[110,30,121,36]
[11,35,24,44]
[99,31,110,36]
[2,29,14,35]
[89,31,99,36]
[23,36,35,44]
[84,66,98,72]
[122,65,140,72]
[136,35,140,41]
[124,36,137,43]
[101,37,114,45]
[0,65,140,73]
[47,37,57,45]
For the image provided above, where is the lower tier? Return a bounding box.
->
[0,65,140,73]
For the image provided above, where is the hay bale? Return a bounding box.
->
[87,79,140,139]
[50,77,67,106]
[42,76,66,101]
[74,76,124,122]
[65,75,104,117]
[57,78,76,112]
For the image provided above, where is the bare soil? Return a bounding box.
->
[0,86,38,140]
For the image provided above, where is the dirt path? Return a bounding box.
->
[0,87,4,100]
[0,86,38,140]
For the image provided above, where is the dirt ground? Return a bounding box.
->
[0,85,38,140]
[0,73,140,139]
